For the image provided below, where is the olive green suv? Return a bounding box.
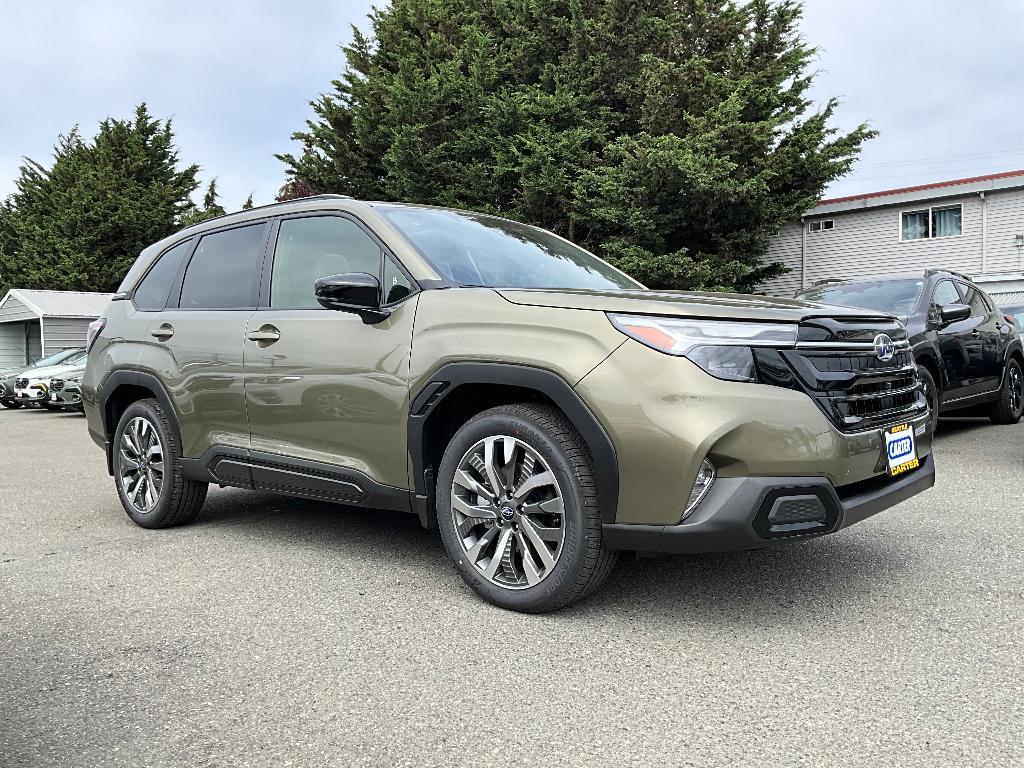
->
[82,196,935,612]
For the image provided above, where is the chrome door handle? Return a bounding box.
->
[150,324,174,340]
[247,326,281,343]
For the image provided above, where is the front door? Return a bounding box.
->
[243,214,419,491]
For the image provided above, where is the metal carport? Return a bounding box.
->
[0,289,112,368]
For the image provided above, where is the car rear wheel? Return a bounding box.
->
[435,403,617,613]
[917,365,940,434]
[0,399,22,409]
[113,398,208,528]
[989,358,1024,425]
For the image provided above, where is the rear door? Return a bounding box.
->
[242,213,419,491]
[141,222,269,458]
[956,281,1002,395]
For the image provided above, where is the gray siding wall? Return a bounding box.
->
[761,222,803,297]
[41,317,91,355]
[0,293,37,323]
[986,190,1024,273]
[0,323,26,369]
[759,187,1024,296]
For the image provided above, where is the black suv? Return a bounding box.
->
[796,270,1024,429]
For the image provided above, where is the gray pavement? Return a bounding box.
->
[1,406,1021,767]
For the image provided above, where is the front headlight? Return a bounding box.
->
[608,314,798,383]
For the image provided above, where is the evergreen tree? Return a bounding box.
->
[0,104,200,295]
[278,0,875,291]
[179,178,228,227]
[242,193,255,210]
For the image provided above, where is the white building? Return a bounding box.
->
[760,169,1024,304]
[0,289,112,369]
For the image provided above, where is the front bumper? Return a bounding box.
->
[604,456,935,553]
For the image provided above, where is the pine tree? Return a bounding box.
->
[277,0,875,291]
[0,104,200,295]
[242,194,255,210]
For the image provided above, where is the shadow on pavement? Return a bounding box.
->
[189,486,908,626]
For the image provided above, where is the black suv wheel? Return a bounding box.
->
[989,358,1024,424]
[436,404,617,613]
[113,398,208,528]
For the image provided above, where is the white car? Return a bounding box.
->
[14,351,88,408]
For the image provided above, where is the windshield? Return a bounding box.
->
[380,207,643,290]
[797,280,925,315]
[32,347,86,368]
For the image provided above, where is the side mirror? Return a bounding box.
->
[939,303,971,326]
[314,273,390,324]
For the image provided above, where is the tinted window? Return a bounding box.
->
[271,217,381,309]
[383,255,415,304]
[179,225,265,309]
[134,240,192,310]
[380,206,643,290]
[930,280,961,322]
[796,279,924,315]
[958,284,989,317]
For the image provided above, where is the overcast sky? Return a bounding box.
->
[2,1,1023,210]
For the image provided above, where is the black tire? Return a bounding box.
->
[0,399,22,409]
[435,403,617,613]
[989,357,1024,425]
[43,402,63,411]
[917,364,940,434]
[113,398,208,529]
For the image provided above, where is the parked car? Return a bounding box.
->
[796,270,1024,429]
[48,363,86,412]
[1000,303,1024,332]
[0,347,86,409]
[82,197,934,612]
[13,350,89,409]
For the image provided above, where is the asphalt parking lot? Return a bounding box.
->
[1,408,1021,767]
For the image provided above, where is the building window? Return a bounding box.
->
[901,204,962,241]
[808,219,834,233]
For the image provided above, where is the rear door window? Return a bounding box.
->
[957,283,989,317]
[133,239,192,311]
[179,224,267,309]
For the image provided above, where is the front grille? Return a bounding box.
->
[16,378,28,389]
[51,379,65,392]
[757,316,927,432]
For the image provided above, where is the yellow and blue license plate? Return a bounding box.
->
[884,423,919,477]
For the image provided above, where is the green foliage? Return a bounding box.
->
[278,0,875,291]
[0,104,200,295]
[179,178,228,227]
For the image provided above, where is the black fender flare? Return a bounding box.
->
[408,362,619,524]
[97,370,180,475]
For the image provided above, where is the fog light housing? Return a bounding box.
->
[682,459,715,520]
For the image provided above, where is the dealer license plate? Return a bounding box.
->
[884,423,919,477]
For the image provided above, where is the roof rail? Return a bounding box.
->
[181,193,356,229]
[924,268,973,282]
[812,278,845,286]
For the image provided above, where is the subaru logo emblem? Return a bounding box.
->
[873,333,895,362]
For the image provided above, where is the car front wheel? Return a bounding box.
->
[989,358,1024,424]
[0,399,22,409]
[113,398,208,528]
[917,364,940,434]
[436,403,617,613]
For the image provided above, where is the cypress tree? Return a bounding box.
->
[278,0,874,291]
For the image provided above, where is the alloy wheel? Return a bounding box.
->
[1009,364,1023,415]
[450,435,566,590]
[118,416,165,514]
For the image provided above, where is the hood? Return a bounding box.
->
[496,288,895,324]
[20,360,87,380]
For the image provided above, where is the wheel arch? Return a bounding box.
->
[408,363,619,527]
[98,370,180,475]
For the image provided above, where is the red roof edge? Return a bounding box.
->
[818,168,1024,206]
